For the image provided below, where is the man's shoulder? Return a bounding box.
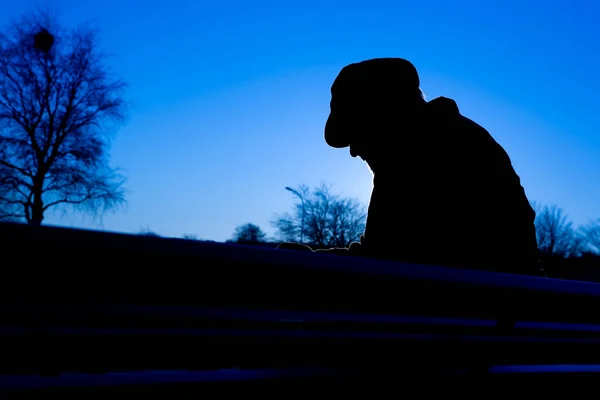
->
[455,111,492,138]
[428,98,513,166]
[453,111,503,150]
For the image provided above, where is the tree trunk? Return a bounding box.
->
[30,197,44,226]
[29,177,44,226]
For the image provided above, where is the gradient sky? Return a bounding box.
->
[2,0,599,241]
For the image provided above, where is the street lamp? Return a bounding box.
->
[285,186,305,244]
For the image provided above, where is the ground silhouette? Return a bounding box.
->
[280,57,542,277]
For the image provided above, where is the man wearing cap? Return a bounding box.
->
[280,58,542,277]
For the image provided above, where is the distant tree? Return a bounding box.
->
[0,11,127,225]
[229,223,267,244]
[532,202,584,258]
[273,183,366,248]
[581,219,600,255]
[138,226,160,237]
[182,233,199,241]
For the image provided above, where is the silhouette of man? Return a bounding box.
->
[280,58,542,276]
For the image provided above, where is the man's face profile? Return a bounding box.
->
[329,85,393,161]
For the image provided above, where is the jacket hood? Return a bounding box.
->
[427,96,460,115]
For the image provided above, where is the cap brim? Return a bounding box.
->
[324,113,350,148]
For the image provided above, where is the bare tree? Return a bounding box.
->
[0,11,127,225]
[532,201,584,258]
[581,219,600,255]
[273,183,366,248]
[229,223,267,244]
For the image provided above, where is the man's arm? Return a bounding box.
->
[314,247,350,255]
[314,241,363,256]
[277,241,362,256]
[461,116,540,271]
[277,242,314,252]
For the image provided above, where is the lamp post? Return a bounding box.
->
[285,186,305,244]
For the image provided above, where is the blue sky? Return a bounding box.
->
[2,0,599,241]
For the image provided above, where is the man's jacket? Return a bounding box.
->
[348,97,540,276]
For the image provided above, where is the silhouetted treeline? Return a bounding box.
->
[223,184,600,283]
[531,202,600,282]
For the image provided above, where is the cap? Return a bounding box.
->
[324,58,421,148]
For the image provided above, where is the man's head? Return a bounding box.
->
[324,58,425,164]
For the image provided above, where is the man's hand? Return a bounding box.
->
[314,247,350,256]
[277,242,314,252]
